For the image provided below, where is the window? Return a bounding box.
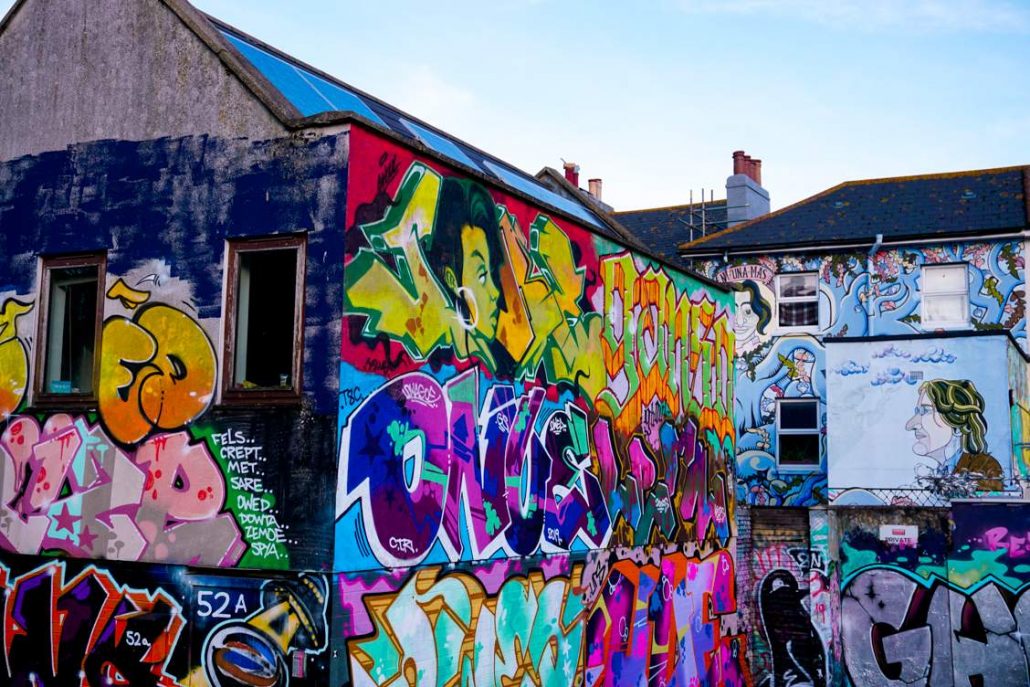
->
[777,398,820,467]
[775,273,818,330]
[922,264,968,328]
[34,254,106,402]
[223,236,305,401]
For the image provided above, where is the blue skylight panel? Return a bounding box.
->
[400,118,480,171]
[221,31,382,124]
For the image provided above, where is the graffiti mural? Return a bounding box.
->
[0,298,33,418]
[340,546,747,687]
[0,556,330,686]
[336,129,741,683]
[699,242,1027,507]
[826,335,1015,502]
[338,137,736,569]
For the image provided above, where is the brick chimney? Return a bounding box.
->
[726,150,770,226]
[588,178,603,202]
[563,161,580,187]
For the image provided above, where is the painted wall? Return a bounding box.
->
[0,551,330,686]
[827,335,1016,503]
[697,242,1027,507]
[0,133,345,571]
[838,504,1030,686]
[336,127,744,685]
[747,507,828,687]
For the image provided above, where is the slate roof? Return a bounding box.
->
[681,166,1029,255]
[196,16,632,241]
[613,200,729,263]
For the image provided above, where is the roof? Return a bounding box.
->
[681,165,1029,255]
[197,12,625,239]
[613,199,729,263]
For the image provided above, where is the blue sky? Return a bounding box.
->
[3,0,1028,211]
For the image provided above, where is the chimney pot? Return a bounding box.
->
[563,161,580,187]
[752,159,762,185]
[588,178,603,201]
[732,150,746,176]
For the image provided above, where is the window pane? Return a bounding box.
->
[924,294,967,324]
[45,266,98,394]
[779,302,818,327]
[780,274,816,298]
[780,401,818,429]
[924,265,966,293]
[779,433,820,466]
[234,249,298,388]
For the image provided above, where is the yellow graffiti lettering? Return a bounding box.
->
[0,298,33,418]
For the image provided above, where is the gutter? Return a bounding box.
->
[681,229,1027,259]
[866,233,883,335]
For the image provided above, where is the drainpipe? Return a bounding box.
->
[866,234,884,336]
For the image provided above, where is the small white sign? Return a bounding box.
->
[879,524,918,547]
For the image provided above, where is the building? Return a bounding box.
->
[613,151,771,265]
[681,166,1030,686]
[0,0,744,685]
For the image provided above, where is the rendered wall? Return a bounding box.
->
[0,133,346,684]
[336,127,745,685]
[0,0,286,162]
[827,335,1016,503]
[697,243,1026,507]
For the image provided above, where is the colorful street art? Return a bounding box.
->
[748,511,828,687]
[826,335,1015,502]
[839,505,1030,687]
[0,556,330,686]
[340,546,747,687]
[338,137,736,570]
[700,242,1027,507]
[0,298,33,418]
[0,266,309,570]
[336,130,742,683]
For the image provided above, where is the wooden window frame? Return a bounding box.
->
[776,397,821,470]
[32,252,107,408]
[221,235,306,405]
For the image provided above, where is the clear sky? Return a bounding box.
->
[3,0,1028,211]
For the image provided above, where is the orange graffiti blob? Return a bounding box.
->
[98,280,216,445]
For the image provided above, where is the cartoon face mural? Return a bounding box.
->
[336,129,742,683]
[827,336,1014,501]
[698,243,1027,507]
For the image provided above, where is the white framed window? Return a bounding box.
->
[777,398,820,468]
[775,273,819,331]
[34,253,106,403]
[921,264,968,328]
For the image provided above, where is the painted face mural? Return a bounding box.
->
[905,387,957,458]
[700,243,1027,507]
[338,132,743,685]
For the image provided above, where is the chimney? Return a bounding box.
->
[563,161,580,187]
[588,178,603,202]
[726,149,770,227]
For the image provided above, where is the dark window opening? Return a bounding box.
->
[41,262,101,396]
[233,249,298,389]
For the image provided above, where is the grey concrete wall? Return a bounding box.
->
[0,0,286,161]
